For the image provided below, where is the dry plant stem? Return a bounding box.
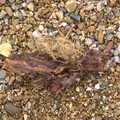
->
[3,42,113,93]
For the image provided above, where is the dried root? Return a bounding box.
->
[3,42,113,94]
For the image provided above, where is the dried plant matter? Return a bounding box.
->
[4,52,66,74]
[33,36,81,60]
[3,42,112,93]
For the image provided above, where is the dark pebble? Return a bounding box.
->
[4,102,20,115]
[69,13,83,22]
[59,7,68,15]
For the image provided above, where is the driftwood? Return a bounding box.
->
[3,42,113,93]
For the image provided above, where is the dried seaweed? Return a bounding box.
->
[3,42,113,93]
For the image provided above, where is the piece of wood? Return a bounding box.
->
[3,42,112,93]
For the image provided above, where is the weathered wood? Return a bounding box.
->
[3,42,112,93]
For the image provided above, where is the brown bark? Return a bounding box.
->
[3,42,113,93]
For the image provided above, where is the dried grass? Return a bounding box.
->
[34,35,81,60]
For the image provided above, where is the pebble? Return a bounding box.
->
[55,11,63,21]
[68,102,73,109]
[4,102,20,115]
[27,2,34,11]
[98,31,104,42]
[85,3,94,11]
[48,30,58,36]
[11,3,20,10]
[0,10,6,19]
[103,0,108,5]
[4,17,8,25]
[59,22,67,27]
[65,0,77,12]
[69,13,82,22]
[113,45,120,56]
[39,25,44,31]
[24,24,32,31]
[85,38,93,46]
[94,83,100,90]
[117,45,120,53]
[118,27,120,32]
[97,2,103,11]
[109,0,117,6]
[113,50,119,56]
[0,84,5,91]
[77,23,85,30]
[95,116,103,120]
[73,34,79,40]
[32,30,42,38]
[76,78,80,82]
[29,11,34,17]
[5,7,13,17]
[13,11,21,18]
[0,70,7,83]
[22,2,27,7]
[87,26,95,32]
[59,7,68,15]
[76,29,81,35]
[86,87,92,91]
[113,56,120,63]
[76,87,80,92]
[12,18,19,25]
[0,0,5,4]
[20,10,27,17]
[0,37,2,42]
[105,33,113,41]
[116,32,120,39]
[24,113,28,120]
[100,81,108,89]
[116,66,120,72]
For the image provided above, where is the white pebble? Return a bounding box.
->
[85,38,93,46]
[24,113,28,120]
[39,25,44,31]
[116,32,120,39]
[97,2,103,11]
[76,87,80,92]
[22,2,27,7]
[113,50,119,56]
[94,83,100,90]
[32,30,42,38]
[104,106,109,111]
[103,95,106,99]
[27,2,34,11]
[59,22,67,27]
[21,10,27,17]
[103,0,108,5]
[76,78,80,82]
[113,56,120,63]
[86,87,92,91]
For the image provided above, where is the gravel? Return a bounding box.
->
[0,70,7,83]
[5,7,13,17]
[0,0,119,119]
